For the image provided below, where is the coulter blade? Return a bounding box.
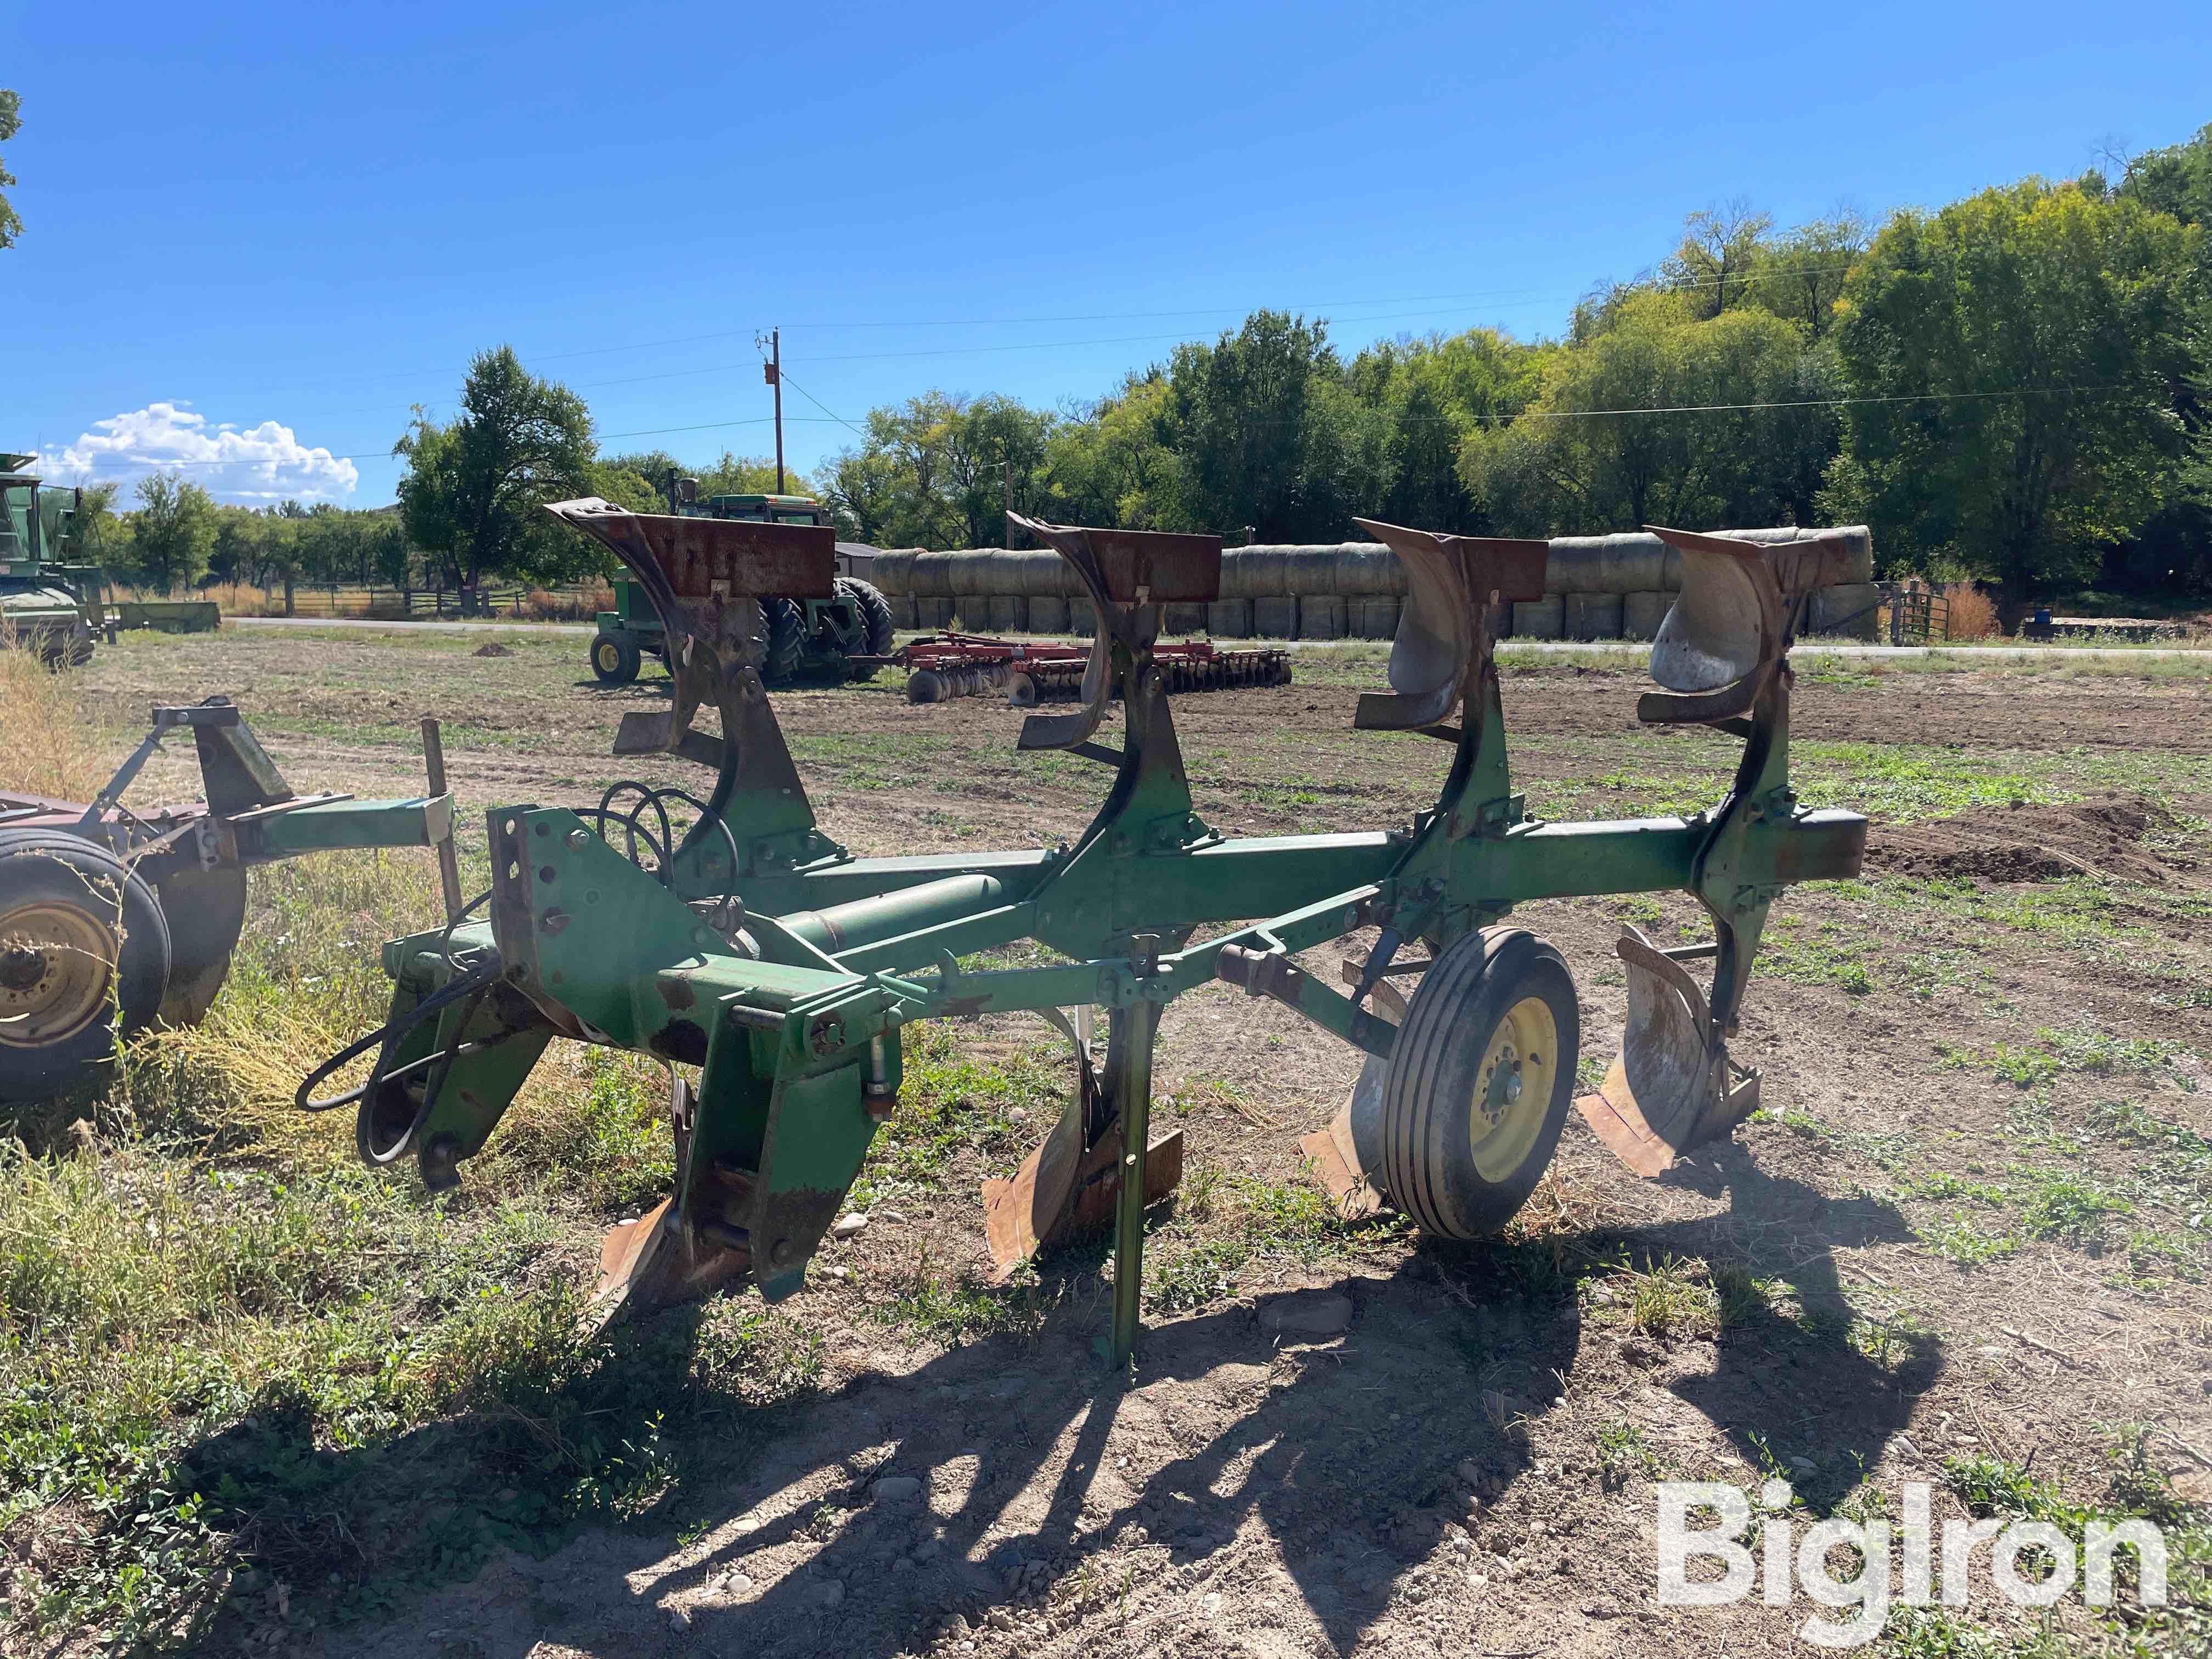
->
[1575,926,1759,1177]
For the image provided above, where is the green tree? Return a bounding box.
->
[1662,199,1775,319]
[0,90,21,250]
[2115,125,2212,593]
[1824,179,2201,596]
[1165,312,1383,542]
[393,346,596,585]
[1039,373,1187,529]
[66,482,121,561]
[1753,212,1870,340]
[697,450,814,499]
[128,472,218,592]
[1462,291,1841,535]
[1347,330,1546,531]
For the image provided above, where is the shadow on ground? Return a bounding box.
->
[174,1153,1933,1657]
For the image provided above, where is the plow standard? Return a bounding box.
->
[308,500,1865,1366]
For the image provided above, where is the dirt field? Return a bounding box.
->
[37,627,2212,1656]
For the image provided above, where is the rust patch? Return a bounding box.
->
[650,1019,709,1066]
[658,975,697,1011]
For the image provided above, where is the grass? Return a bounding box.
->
[0,844,828,1649]
[1144,1171,1404,1310]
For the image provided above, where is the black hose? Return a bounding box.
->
[578,782,742,909]
[295,952,502,1114]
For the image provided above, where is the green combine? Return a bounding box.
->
[1,453,111,665]
[588,476,894,686]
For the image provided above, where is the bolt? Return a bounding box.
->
[541,908,569,935]
[566,827,591,851]
[691,926,711,947]
[770,1237,795,1267]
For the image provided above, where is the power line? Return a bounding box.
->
[774,370,868,440]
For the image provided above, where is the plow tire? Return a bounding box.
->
[1377,927,1578,1240]
[0,830,172,1102]
[764,599,806,686]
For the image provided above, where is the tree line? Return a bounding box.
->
[90,119,2212,604]
[819,130,2210,602]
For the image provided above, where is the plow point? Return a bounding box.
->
[1575,926,1760,1177]
[1298,1055,1388,1219]
[981,1120,1184,1280]
[584,1197,753,1337]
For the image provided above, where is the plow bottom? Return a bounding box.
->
[1573,926,1760,1177]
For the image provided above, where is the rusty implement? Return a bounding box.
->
[1573,926,1760,1176]
[899,631,1290,705]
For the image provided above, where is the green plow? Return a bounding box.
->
[306,499,1865,1367]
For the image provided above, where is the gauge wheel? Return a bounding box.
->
[1377,926,1579,1239]
[591,632,641,685]
[0,830,173,1102]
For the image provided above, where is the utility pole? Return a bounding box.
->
[1003,452,1013,549]
[761,328,785,493]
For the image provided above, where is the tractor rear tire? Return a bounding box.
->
[1376,927,1579,1240]
[838,578,896,681]
[764,600,806,686]
[591,632,641,685]
[0,830,172,1103]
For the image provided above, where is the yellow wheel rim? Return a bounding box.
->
[596,640,621,673]
[0,900,119,1047]
[1469,994,1558,1181]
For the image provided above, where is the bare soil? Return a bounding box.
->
[65,630,2212,1656]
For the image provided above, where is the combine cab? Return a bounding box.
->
[588,476,893,687]
[1,454,111,666]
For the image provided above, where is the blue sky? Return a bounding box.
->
[9,0,2210,507]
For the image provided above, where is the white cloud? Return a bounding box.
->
[39,403,359,504]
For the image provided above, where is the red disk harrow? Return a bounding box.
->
[898,631,1291,704]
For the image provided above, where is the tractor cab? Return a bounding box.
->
[685,492,834,528]
[1,456,108,664]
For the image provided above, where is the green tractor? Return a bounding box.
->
[1,454,112,666]
[588,478,894,687]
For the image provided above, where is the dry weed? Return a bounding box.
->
[1944,584,2000,639]
[0,625,111,799]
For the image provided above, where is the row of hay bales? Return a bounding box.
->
[870,527,1880,641]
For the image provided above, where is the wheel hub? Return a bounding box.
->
[1468,994,1560,1182]
[0,901,118,1047]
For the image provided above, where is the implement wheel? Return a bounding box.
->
[0,830,172,1102]
[1378,927,1579,1239]
[591,631,641,685]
